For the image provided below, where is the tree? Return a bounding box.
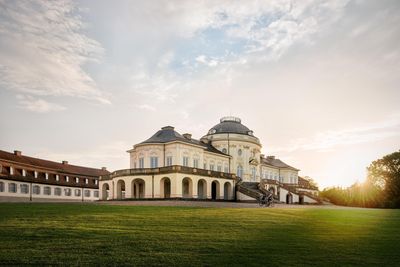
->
[367,150,400,208]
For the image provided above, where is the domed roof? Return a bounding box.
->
[207,116,255,136]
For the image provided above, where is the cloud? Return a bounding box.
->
[270,117,400,153]
[135,104,156,112]
[16,95,66,113]
[195,55,219,67]
[0,0,109,108]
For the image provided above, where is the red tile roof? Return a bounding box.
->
[0,150,109,177]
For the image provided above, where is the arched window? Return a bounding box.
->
[251,167,256,181]
[238,149,242,156]
[236,165,243,178]
[33,185,40,195]
[64,188,71,196]
[43,186,51,195]
[84,190,91,197]
[0,181,4,192]
[8,183,17,193]
[20,184,29,194]
[75,189,81,196]
[54,188,62,196]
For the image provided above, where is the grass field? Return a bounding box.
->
[0,204,399,266]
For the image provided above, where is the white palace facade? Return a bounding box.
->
[99,117,319,204]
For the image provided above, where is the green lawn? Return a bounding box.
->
[0,204,399,266]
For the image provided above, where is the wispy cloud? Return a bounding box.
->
[16,94,66,113]
[0,0,109,109]
[135,104,156,112]
[270,117,400,153]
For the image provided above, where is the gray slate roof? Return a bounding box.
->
[139,126,228,156]
[208,120,253,135]
[261,157,299,171]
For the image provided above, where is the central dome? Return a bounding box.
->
[207,116,254,136]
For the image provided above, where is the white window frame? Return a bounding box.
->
[139,158,144,168]
[150,157,158,168]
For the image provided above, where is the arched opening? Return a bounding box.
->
[182,177,193,198]
[211,180,220,200]
[224,182,232,200]
[132,179,145,199]
[299,194,304,205]
[116,180,125,200]
[102,183,110,200]
[286,193,293,204]
[160,177,171,198]
[197,179,207,199]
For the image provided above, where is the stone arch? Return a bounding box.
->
[286,193,293,204]
[211,180,220,200]
[101,183,110,200]
[160,177,171,198]
[116,180,125,200]
[182,177,193,198]
[132,178,145,199]
[299,194,304,205]
[197,179,207,199]
[224,182,232,200]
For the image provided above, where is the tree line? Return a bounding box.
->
[320,150,400,208]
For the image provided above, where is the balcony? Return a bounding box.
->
[100,165,237,181]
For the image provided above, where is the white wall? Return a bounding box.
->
[0,178,99,201]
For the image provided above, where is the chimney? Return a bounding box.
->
[101,167,107,171]
[183,133,192,140]
[62,160,68,165]
[14,150,22,156]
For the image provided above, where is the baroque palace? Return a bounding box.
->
[0,117,319,204]
[99,117,319,204]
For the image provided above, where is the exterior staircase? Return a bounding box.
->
[236,180,273,203]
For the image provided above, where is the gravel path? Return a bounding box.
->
[97,200,349,209]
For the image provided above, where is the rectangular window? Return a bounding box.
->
[224,166,228,173]
[150,157,158,168]
[66,176,69,182]
[217,165,222,172]
[204,163,207,169]
[75,177,79,183]
[166,156,173,166]
[139,158,144,168]
[94,191,99,198]
[85,178,88,184]
[210,164,214,171]
[85,190,91,197]
[183,156,189,167]
[193,159,199,168]
[56,175,59,182]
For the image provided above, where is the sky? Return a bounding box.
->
[0,0,399,189]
